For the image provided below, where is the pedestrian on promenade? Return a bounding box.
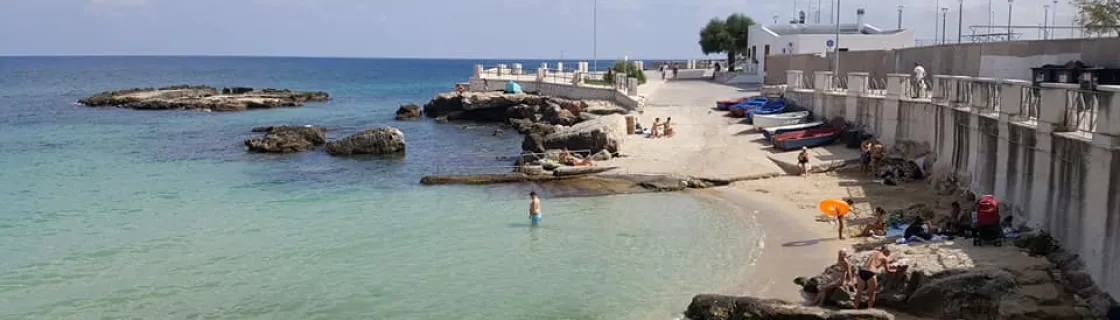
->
[659,63,667,80]
[912,62,926,98]
[671,63,679,79]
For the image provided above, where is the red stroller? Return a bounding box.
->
[973,195,1003,246]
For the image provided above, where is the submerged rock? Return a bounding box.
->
[244,125,327,153]
[685,294,895,320]
[395,103,423,120]
[325,127,406,156]
[79,85,330,111]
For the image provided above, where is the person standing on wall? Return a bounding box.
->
[912,62,927,98]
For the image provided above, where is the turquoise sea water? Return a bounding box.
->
[0,57,761,319]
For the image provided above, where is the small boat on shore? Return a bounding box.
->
[772,128,844,151]
[728,97,767,117]
[716,96,758,110]
[745,100,788,121]
[752,111,809,130]
[762,121,825,143]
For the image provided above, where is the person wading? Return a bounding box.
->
[529,191,542,225]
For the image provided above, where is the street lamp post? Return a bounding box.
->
[1007,0,1014,41]
[897,5,904,29]
[942,8,949,44]
[958,0,964,43]
[1052,0,1058,39]
[1043,4,1050,39]
[935,0,941,45]
[833,0,840,75]
[593,0,597,73]
[988,0,993,36]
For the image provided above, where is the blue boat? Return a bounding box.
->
[762,121,826,144]
[772,128,844,151]
[728,97,768,117]
[745,100,788,121]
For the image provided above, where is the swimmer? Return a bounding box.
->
[529,191,542,225]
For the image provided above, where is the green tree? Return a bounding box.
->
[698,13,754,71]
[1073,0,1120,36]
[603,61,647,84]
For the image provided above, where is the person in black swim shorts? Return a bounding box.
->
[797,147,810,175]
[854,246,899,309]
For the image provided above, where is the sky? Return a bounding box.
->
[0,0,1076,59]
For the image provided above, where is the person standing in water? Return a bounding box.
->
[529,191,542,225]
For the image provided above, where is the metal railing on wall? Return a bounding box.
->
[867,77,888,96]
[1063,89,1101,134]
[1019,86,1042,121]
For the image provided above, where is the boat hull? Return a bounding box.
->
[762,121,825,143]
[773,128,843,151]
[752,111,809,130]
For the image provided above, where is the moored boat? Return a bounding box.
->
[716,96,757,110]
[752,111,809,130]
[772,128,844,150]
[745,100,788,121]
[728,97,767,117]
[762,121,826,143]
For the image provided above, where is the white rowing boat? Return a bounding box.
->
[752,111,810,129]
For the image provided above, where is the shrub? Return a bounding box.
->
[602,61,647,84]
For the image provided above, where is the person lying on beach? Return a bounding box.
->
[561,149,593,166]
[854,246,900,309]
[662,117,675,137]
[810,249,856,306]
[861,207,888,237]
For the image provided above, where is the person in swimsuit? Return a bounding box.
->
[529,191,542,225]
[811,249,855,306]
[854,246,900,309]
[859,140,873,174]
[861,207,887,237]
[650,118,663,138]
[869,141,885,175]
[663,117,675,137]
[797,147,810,175]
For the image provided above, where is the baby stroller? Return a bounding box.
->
[973,195,1003,246]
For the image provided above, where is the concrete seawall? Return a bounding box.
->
[781,69,1120,302]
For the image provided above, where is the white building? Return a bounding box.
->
[732,15,915,84]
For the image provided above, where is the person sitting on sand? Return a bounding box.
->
[810,249,855,306]
[854,246,900,309]
[904,216,934,241]
[650,118,663,138]
[797,147,810,175]
[861,207,888,237]
[662,117,675,137]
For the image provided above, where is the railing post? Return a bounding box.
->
[474,64,484,78]
[556,62,564,73]
[511,63,523,76]
[814,71,833,93]
[999,80,1028,121]
[886,74,908,98]
[932,75,950,104]
[1096,86,1120,138]
[536,67,546,82]
[1039,83,1072,132]
[787,70,804,89]
[847,72,869,96]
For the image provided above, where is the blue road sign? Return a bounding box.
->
[826,39,835,48]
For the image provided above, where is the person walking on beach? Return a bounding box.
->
[659,63,667,80]
[529,191,542,225]
[912,62,926,98]
[671,63,679,79]
[797,147,810,175]
[854,246,900,309]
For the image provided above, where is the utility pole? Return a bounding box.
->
[988,0,993,36]
[1043,4,1051,39]
[942,8,949,44]
[833,0,840,75]
[958,0,964,43]
[1007,0,1014,41]
[897,5,904,29]
[935,0,941,45]
[1052,0,1059,39]
[593,0,597,73]
[817,0,823,23]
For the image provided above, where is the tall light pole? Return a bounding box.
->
[1007,0,1014,41]
[935,0,941,45]
[958,0,964,43]
[833,0,840,75]
[817,0,823,23]
[942,8,949,44]
[592,0,597,73]
[897,5,904,29]
[988,0,993,36]
[1052,0,1059,39]
[1043,4,1051,39]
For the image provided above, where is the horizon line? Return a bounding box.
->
[0,54,720,61]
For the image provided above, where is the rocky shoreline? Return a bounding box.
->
[79,85,330,111]
[244,125,405,156]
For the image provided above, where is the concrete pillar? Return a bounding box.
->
[536,68,546,82]
[557,62,564,72]
[971,78,994,111]
[541,62,549,70]
[511,63,523,76]
[994,114,1012,205]
[1000,80,1029,121]
[814,71,833,118]
[1095,86,1120,137]
[474,64,484,78]
[847,72,869,96]
[814,71,834,92]
[627,77,638,96]
[1040,84,1073,131]
[787,70,804,89]
[496,64,507,76]
[633,61,643,71]
[886,74,908,98]
[579,62,589,73]
[932,75,950,104]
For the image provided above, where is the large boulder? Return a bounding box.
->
[325,127,406,156]
[244,125,327,153]
[685,294,895,320]
[78,85,329,112]
[395,103,422,120]
[539,114,624,154]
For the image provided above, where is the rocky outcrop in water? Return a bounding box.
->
[325,127,406,156]
[521,114,624,155]
[395,103,422,120]
[421,91,590,125]
[685,294,895,320]
[78,85,330,112]
[245,125,327,153]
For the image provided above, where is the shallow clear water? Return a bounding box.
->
[0,57,761,319]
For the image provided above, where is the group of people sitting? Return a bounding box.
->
[799,246,907,309]
[646,117,674,138]
[858,201,1002,241]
